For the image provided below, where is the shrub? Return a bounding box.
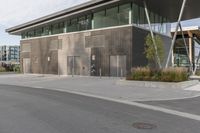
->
[0,66,6,72]
[131,67,151,81]
[129,67,189,82]
[161,67,188,82]
[196,70,200,76]
[13,65,21,73]
[151,69,161,81]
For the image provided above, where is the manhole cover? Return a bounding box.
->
[132,122,157,130]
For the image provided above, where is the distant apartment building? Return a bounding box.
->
[0,45,20,64]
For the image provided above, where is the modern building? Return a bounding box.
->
[0,45,20,64]
[6,0,200,76]
[172,26,200,71]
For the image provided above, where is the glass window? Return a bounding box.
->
[67,18,78,32]
[105,6,118,27]
[43,26,51,35]
[86,15,92,30]
[158,15,162,33]
[27,30,35,38]
[162,17,167,34]
[20,2,171,38]
[22,32,27,39]
[174,38,190,67]
[52,23,60,34]
[150,12,155,31]
[35,28,43,37]
[78,16,87,31]
[132,3,139,25]
[139,7,145,27]
[154,14,159,32]
[93,10,105,29]
[119,4,131,25]
[59,22,64,33]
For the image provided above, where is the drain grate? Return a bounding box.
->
[132,122,157,130]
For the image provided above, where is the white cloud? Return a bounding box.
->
[0,0,89,27]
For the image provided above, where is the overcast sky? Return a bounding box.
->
[0,0,89,45]
[0,0,200,45]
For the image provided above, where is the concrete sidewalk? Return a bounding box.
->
[0,74,200,102]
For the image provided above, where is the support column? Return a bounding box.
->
[192,37,200,75]
[189,38,193,63]
[172,49,175,67]
[188,31,193,63]
[179,24,193,72]
[143,1,162,69]
[194,49,200,75]
[165,0,187,68]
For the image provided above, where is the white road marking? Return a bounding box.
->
[27,86,200,122]
[1,74,200,121]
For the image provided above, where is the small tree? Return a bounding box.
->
[144,34,165,68]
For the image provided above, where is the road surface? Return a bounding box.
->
[0,85,200,133]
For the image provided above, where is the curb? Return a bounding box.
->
[116,80,199,89]
[2,83,200,122]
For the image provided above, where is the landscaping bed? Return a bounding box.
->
[127,67,189,82]
[118,79,199,89]
[122,67,200,89]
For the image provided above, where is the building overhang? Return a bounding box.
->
[6,0,200,35]
[171,26,200,39]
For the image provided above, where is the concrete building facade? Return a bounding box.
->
[6,0,200,76]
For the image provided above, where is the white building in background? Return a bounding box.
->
[0,45,20,64]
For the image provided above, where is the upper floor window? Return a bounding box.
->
[21,2,170,39]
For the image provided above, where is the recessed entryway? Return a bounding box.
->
[23,58,31,74]
[110,55,126,77]
[67,56,81,76]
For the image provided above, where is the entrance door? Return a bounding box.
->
[23,58,31,74]
[110,55,126,77]
[67,56,81,75]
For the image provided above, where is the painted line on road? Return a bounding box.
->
[29,87,200,122]
[1,83,200,122]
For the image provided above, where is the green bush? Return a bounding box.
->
[129,67,189,82]
[161,68,188,82]
[13,65,21,73]
[131,67,151,81]
[196,70,200,76]
[0,66,6,72]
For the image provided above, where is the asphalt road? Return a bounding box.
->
[142,96,200,116]
[0,85,200,133]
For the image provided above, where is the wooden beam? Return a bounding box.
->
[188,31,193,63]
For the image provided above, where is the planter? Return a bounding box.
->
[117,80,199,89]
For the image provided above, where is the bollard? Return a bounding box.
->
[121,69,123,79]
[99,68,102,79]
[72,68,74,77]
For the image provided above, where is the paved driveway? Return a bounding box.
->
[0,74,199,102]
[0,84,200,133]
[1,74,200,132]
